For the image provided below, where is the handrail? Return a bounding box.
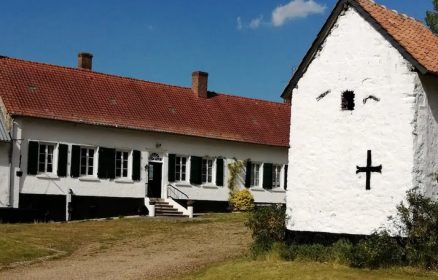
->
[167,183,189,200]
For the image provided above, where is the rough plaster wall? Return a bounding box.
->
[414,75,438,197]
[286,8,419,235]
[0,143,10,207]
[13,118,286,204]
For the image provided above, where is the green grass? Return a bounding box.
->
[180,259,438,280]
[0,213,247,268]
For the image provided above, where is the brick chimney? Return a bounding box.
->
[78,52,93,70]
[192,71,208,98]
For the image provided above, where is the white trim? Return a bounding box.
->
[37,141,58,175]
[115,149,132,179]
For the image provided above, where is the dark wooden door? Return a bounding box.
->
[148,162,162,198]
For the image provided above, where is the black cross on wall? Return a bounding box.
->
[356,150,382,191]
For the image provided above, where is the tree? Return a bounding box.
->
[426,0,438,35]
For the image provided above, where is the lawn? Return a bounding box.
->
[1,213,438,279]
[180,259,438,280]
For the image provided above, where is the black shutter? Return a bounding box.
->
[70,145,81,178]
[27,141,39,175]
[263,163,273,189]
[190,156,202,185]
[168,154,176,182]
[98,148,108,179]
[57,144,69,177]
[284,165,288,190]
[107,149,116,179]
[132,150,141,181]
[245,160,252,188]
[216,158,224,186]
[97,147,116,179]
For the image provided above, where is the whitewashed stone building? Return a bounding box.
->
[0,53,290,221]
[282,0,438,235]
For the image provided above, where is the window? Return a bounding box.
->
[115,151,129,178]
[38,143,55,173]
[175,156,187,181]
[202,158,213,184]
[341,90,355,111]
[250,163,260,187]
[80,147,96,176]
[272,165,281,188]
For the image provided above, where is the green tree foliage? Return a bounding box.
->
[426,0,438,34]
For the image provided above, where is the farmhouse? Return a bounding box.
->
[0,53,290,221]
[283,0,438,236]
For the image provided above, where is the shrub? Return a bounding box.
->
[246,204,286,254]
[349,231,404,269]
[230,189,254,212]
[394,188,438,269]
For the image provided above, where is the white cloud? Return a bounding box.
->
[249,15,264,29]
[272,0,326,27]
[237,16,243,30]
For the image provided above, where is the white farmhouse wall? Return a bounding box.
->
[286,8,419,235]
[414,75,438,198]
[14,117,287,204]
[0,143,10,207]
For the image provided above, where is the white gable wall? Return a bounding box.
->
[286,7,419,235]
[10,117,287,206]
[414,75,438,198]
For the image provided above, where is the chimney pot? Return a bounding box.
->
[78,52,93,70]
[192,71,208,98]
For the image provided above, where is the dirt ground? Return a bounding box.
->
[0,215,250,280]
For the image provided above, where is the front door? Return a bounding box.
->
[148,162,162,198]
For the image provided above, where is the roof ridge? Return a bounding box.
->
[0,55,192,92]
[212,91,289,106]
[0,55,287,105]
[358,0,423,23]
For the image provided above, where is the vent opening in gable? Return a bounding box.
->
[341,90,355,111]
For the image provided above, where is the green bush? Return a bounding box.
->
[395,189,438,269]
[230,189,254,212]
[246,204,286,254]
[349,232,404,269]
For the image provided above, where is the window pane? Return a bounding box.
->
[89,149,94,158]
[81,166,86,175]
[88,166,93,175]
[122,169,127,177]
[116,168,121,177]
[39,163,45,172]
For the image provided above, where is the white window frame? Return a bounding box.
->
[37,142,58,175]
[201,157,215,185]
[250,163,261,187]
[272,164,282,189]
[79,146,98,177]
[115,150,132,179]
[175,155,188,182]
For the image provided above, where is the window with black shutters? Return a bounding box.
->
[115,150,130,178]
[250,163,261,187]
[201,158,213,184]
[272,165,281,188]
[80,147,96,176]
[38,143,56,174]
[175,156,187,181]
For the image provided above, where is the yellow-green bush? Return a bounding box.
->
[230,189,254,211]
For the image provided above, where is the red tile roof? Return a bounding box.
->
[0,56,290,147]
[282,0,438,99]
[356,0,438,75]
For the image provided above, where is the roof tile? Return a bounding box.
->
[0,57,290,147]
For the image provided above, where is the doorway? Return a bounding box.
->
[148,154,163,198]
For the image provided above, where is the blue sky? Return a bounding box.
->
[0,0,434,102]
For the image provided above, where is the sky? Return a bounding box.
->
[0,0,434,102]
